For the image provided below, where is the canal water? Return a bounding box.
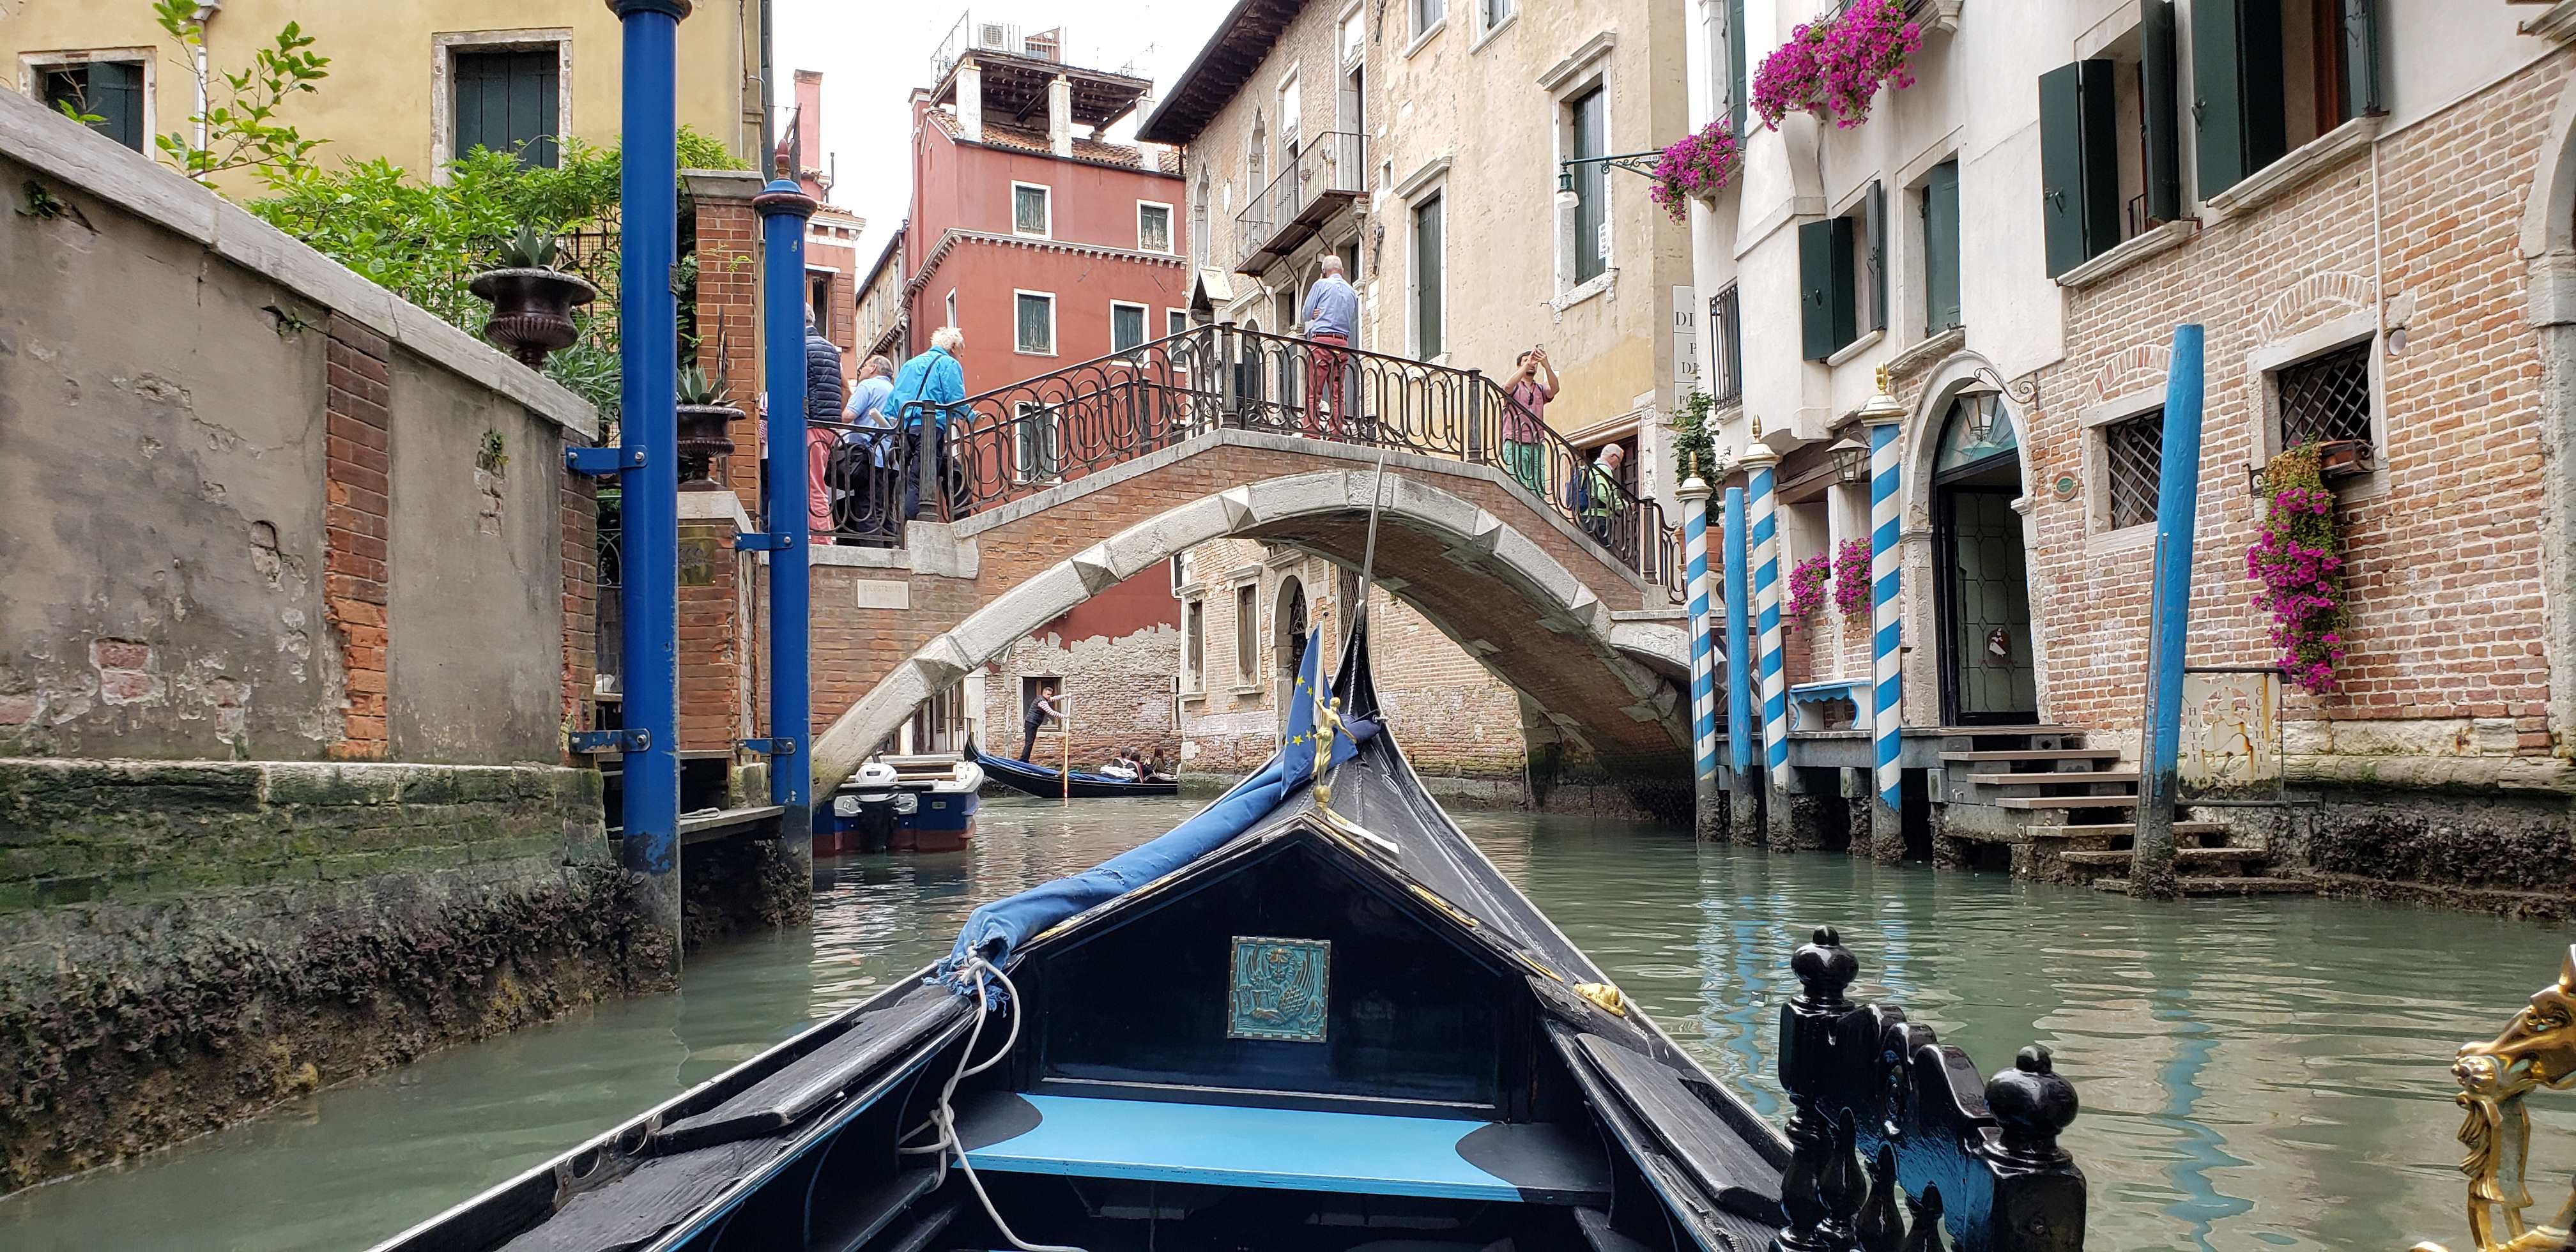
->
[2,795,2568,1251]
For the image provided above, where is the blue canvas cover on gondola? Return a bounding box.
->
[936,630,1369,988]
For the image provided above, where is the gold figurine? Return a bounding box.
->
[1312,694,1345,813]
[2408,945,2576,1252]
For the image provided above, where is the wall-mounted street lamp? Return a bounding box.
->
[1952,367,2039,443]
[1830,437,1871,485]
[1556,151,1671,208]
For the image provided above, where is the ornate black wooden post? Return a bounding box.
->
[1775,924,2088,1252]
[1775,926,1860,1251]
[1982,1046,2085,1251]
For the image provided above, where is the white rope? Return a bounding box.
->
[894,959,1085,1252]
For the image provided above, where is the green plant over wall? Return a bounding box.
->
[150,0,332,188]
[248,129,744,418]
[478,431,510,474]
[1671,390,1720,484]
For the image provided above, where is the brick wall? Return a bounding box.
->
[2018,54,2568,753]
[561,461,598,748]
[323,315,392,760]
[981,623,1182,767]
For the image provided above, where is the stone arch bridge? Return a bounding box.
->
[808,429,1693,793]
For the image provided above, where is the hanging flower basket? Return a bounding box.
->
[1787,552,1831,620]
[2246,445,2347,695]
[1648,121,1743,223]
[1751,0,1924,131]
[1832,537,1873,618]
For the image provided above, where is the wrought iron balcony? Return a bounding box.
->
[1232,131,1367,276]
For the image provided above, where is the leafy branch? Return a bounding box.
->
[151,0,331,187]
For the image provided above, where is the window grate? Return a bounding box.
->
[1708,286,1743,405]
[2103,409,2163,531]
[2276,341,2373,450]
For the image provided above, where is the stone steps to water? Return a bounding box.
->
[1995,794,2140,810]
[2033,820,2231,839]
[1940,749,2124,763]
[2060,847,2267,868]
[1965,770,2143,787]
[2089,876,2317,896]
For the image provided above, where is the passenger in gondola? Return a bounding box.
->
[1098,753,1140,782]
[1145,747,1174,782]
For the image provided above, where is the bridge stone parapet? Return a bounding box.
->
[808,431,1690,793]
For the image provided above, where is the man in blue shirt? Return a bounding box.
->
[888,327,968,519]
[1298,255,1358,439]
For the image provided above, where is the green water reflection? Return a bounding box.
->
[0,796,2566,1251]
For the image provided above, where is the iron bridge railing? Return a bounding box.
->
[820,324,1682,600]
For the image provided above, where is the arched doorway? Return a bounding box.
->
[1930,393,2037,724]
[1271,575,1310,712]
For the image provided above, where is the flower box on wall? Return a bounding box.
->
[2314,439,2373,482]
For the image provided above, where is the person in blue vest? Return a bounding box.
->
[888,326,968,520]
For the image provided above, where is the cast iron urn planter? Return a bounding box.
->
[468,266,597,368]
[676,404,739,491]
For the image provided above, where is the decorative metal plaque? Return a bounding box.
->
[1227,936,1330,1043]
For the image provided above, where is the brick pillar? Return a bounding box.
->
[324,315,393,760]
[688,184,765,501]
[677,517,746,755]
[561,457,599,754]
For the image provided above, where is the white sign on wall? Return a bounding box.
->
[1672,286,1700,397]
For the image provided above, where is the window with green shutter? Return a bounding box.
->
[453,49,560,168]
[1016,292,1056,355]
[1414,195,1445,360]
[1568,87,1608,285]
[2038,61,2120,277]
[1860,181,1885,334]
[1799,216,1856,361]
[2191,0,2379,199]
[1726,0,1749,140]
[42,61,145,152]
[1919,160,1961,336]
[1111,303,1147,355]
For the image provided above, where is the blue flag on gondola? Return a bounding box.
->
[1281,627,1324,790]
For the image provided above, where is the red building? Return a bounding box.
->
[779,68,866,376]
[901,26,1188,393]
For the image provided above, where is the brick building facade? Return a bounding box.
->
[1679,0,2576,908]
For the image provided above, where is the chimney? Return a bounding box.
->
[958,60,983,142]
[1048,74,1073,157]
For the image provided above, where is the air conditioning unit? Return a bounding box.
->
[977,22,1011,49]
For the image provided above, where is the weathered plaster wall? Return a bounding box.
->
[385,358,569,764]
[0,151,335,760]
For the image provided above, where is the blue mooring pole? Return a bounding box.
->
[612,0,686,968]
[1722,485,1755,841]
[754,181,818,853]
[2133,323,2206,900]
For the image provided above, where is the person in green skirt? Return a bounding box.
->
[1501,346,1558,494]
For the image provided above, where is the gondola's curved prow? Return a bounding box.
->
[368,622,1798,1252]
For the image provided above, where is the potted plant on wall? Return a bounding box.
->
[675,359,739,491]
[1649,122,1743,223]
[468,224,596,368]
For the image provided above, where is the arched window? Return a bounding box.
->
[1192,166,1211,270]
[1932,392,2017,479]
[1275,576,1310,680]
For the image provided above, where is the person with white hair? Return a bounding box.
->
[888,326,968,519]
[1296,254,1358,438]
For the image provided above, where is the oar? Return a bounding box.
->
[1350,448,1390,650]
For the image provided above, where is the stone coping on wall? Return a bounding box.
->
[0,88,597,439]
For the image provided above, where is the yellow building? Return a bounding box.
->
[4,0,766,187]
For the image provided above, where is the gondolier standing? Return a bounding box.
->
[1020,682,1062,762]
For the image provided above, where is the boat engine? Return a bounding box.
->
[838,761,907,854]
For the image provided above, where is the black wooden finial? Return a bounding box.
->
[1854,1140,1906,1252]
[1986,1044,2080,1165]
[1899,1185,1951,1252]
[1791,924,1860,1008]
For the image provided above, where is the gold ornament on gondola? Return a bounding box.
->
[1312,694,1344,813]
[2407,945,2576,1252]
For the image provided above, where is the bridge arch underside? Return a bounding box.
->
[810,469,1690,793]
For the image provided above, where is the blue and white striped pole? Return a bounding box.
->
[1722,485,1754,785]
[1680,476,1717,837]
[1860,374,1908,860]
[1739,438,1787,839]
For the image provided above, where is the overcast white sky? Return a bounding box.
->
[771,1,1230,271]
